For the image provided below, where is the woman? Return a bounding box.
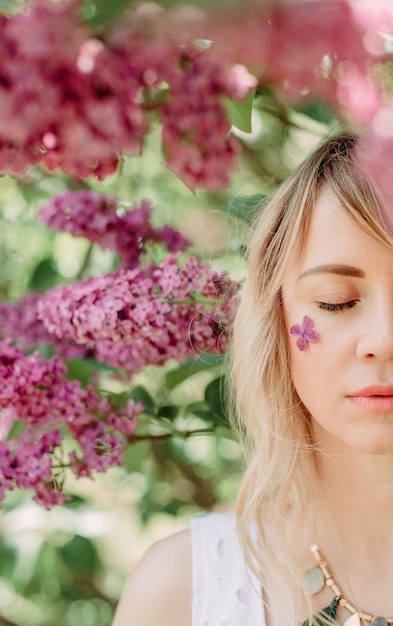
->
[113,134,393,626]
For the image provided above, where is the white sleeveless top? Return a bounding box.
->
[191,511,266,626]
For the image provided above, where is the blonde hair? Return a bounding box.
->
[230,134,392,626]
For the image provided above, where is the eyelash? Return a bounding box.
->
[318,300,357,312]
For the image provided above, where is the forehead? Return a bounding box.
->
[293,187,390,274]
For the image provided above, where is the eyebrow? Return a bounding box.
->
[299,264,365,279]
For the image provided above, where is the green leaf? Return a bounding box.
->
[37,344,56,359]
[81,0,135,28]
[66,358,118,387]
[81,358,116,372]
[224,89,255,133]
[65,359,91,387]
[0,0,21,12]
[60,535,101,575]
[185,400,216,423]
[0,542,17,580]
[64,494,88,508]
[123,440,150,472]
[165,353,224,390]
[185,400,209,414]
[129,385,155,414]
[297,101,336,126]
[7,419,25,441]
[156,405,179,420]
[28,258,60,292]
[35,543,61,584]
[189,407,215,424]
[18,183,52,206]
[204,376,229,425]
[215,194,265,222]
[105,390,132,410]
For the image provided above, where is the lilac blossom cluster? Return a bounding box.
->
[0,255,239,380]
[157,45,241,190]
[0,199,238,378]
[40,191,189,268]
[357,129,393,231]
[2,0,393,195]
[0,292,86,359]
[37,255,240,376]
[209,2,379,116]
[0,341,142,508]
[203,0,393,212]
[0,0,256,189]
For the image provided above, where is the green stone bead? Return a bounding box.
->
[305,566,324,594]
[371,618,388,626]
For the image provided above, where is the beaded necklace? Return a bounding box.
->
[303,545,393,626]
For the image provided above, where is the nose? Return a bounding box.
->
[356,300,393,363]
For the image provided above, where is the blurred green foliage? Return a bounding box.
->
[81,0,252,28]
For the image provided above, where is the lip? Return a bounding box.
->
[347,386,393,412]
[349,385,393,397]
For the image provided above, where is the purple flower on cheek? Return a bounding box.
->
[289,315,319,351]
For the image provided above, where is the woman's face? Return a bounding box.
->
[282,187,393,456]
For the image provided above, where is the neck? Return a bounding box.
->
[310,447,393,617]
[315,447,393,547]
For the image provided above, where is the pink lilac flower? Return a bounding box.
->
[0,0,389,187]
[350,0,393,53]
[73,423,124,474]
[37,255,240,377]
[0,340,142,507]
[0,0,149,180]
[40,191,189,268]
[357,128,393,232]
[12,434,59,488]
[0,443,16,501]
[0,0,254,189]
[158,45,241,191]
[0,291,160,377]
[289,316,319,352]
[0,292,86,358]
[208,1,370,107]
[33,483,68,509]
[335,64,380,122]
[0,291,142,376]
[226,64,258,99]
[0,427,65,507]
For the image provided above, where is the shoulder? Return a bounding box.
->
[112,529,192,626]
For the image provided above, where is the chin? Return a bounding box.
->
[314,425,393,457]
[344,430,393,456]
[355,442,393,456]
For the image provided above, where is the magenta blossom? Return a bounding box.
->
[40,192,190,269]
[37,255,240,376]
[289,316,319,351]
[0,340,143,507]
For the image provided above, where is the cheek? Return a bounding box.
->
[288,333,337,414]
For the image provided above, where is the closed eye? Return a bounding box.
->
[318,300,357,312]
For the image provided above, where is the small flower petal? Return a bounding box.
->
[302,316,314,331]
[289,324,303,338]
[296,336,308,351]
[306,329,319,343]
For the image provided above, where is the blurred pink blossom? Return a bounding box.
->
[357,129,393,231]
[0,0,255,189]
